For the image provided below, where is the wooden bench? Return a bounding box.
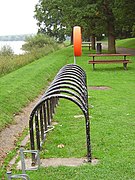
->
[82,42,91,51]
[88,54,132,70]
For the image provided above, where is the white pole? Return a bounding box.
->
[74,56,76,64]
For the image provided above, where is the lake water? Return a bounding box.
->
[0,41,25,54]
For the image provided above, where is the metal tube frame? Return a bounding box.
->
[29,64,92,164]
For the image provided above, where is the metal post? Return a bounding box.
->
[74,56,76,64]
[7,171,12,180]
[20,148,26,174]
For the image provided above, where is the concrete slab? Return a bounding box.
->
[17,158,99,169]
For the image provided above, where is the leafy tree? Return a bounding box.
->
[35,0,66,42]
[35,0,98,45]
[96,0,116,53]
[114,0,135,39]
[34,0,135,53]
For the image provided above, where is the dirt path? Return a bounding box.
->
[0,93,43,166]
[116,47,135,55]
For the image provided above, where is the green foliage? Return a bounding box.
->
[34,0,135,51]
[132,24,135,37]
[0,35,63,76]
[35,0,66,42]
[34,0,99,41]
[0,45,14,56]
[22,34,58,52]
[114,0,135,38]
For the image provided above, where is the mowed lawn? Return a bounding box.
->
[116,38,135,49]
[0,46,135,179]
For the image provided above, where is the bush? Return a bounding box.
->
[22,34,58,52]
[0,45,14,56]
[0,34,64,76]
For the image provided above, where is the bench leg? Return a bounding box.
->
[92,64,95,70]
[123,63,127,70]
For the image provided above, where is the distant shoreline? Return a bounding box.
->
[0,34,35,41]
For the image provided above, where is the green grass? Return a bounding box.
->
[0,47,71,130]
[116,38,135,49]
[34,50,134,180]
[1,47,135,179]
[41,101,86,158]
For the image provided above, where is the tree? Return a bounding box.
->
[96,0,116,53]
[34,0,135,53]
[97,0,135,52]
[34,0,66,42]
[114,0,135,39]
[35,0,98,46]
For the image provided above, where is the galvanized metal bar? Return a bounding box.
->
[20,148,40,171]
[7,172,30,180]
[20,148,26,174]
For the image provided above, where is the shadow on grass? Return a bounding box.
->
[89,66,133,72]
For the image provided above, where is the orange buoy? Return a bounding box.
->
[73,26,82,56]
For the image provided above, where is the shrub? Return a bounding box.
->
[22,34,58,52]
[0,34,65,76]
[0,45,14,56]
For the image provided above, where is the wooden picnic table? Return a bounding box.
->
[88,53,132,70]
[82,42,91,51]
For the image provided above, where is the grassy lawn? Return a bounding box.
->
[116,38,135,49]
[0,46,135,179]
[0,48,71,130]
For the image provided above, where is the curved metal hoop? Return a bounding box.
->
[29,64,91,163]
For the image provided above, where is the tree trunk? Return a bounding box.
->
[107,22,116,53]
[102,0,116,53]
[70,28,73,45]
[91,34,96,50]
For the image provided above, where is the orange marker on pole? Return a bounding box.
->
[73,26,82,64]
